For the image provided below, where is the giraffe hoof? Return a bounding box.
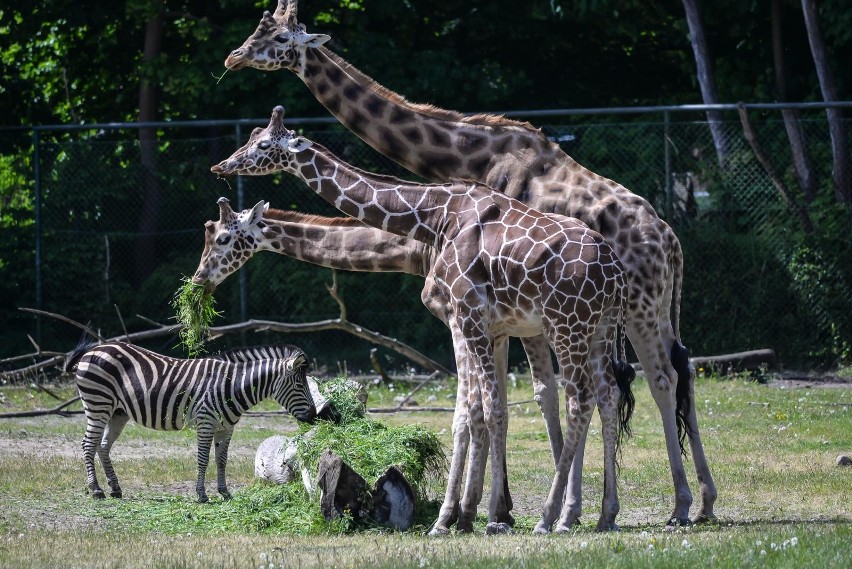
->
[92,490,106,500]
[485,522,513,535]
[595,521,620,532]
[691,512,717,524]
[532,521,551,535]
[554,524,574,534]
[663,517,692,531]
[427,525,451,537]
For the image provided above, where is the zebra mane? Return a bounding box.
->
[214,344,305,363]
[214,344,309,384]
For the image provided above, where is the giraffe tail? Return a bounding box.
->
[670,234,694,453]
[613,270,636,448]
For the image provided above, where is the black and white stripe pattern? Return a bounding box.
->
[71,341,315,502]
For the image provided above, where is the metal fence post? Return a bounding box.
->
[664,110,673,221]
[33,128,42,346]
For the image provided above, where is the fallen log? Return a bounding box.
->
[690,348,779,374]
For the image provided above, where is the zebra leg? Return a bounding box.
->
[214,426,235,500]
[82,415,108,499]
[98,411,129,498]
[195,422,215,503]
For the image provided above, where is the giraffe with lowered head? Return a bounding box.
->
[224,0,713,528]
[210,106,635,534]
[191,196,634,532]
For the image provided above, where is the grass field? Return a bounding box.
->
[1,369,850,568]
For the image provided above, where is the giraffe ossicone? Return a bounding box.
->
[212,105,636,534]
[224,1,716,528]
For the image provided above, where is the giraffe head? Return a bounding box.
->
[225,0,330,72]
[192,197,269,293]
[211,106,312,177]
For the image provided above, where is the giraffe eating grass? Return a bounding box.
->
[210,106,635,534]
[224,0,714,528]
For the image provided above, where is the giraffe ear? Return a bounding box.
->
[288,137,313,153]
[299,33,330,48]
[247,200,267,225]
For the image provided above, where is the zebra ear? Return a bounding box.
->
[286,353,307,372]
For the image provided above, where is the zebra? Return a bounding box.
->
[65,341,316,502]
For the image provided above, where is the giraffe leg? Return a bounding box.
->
[535,344,594,534]
[82,415,108,499]
[559,427,588,528]
[428,386,469,536]
[676,348,717,523]
[521,335,564,465]
[214,427,235,500]
[98,411,129,499]
[588,314,622,532]
[629,325,693,527]
[457,380,487,533]
[485,336,513,535]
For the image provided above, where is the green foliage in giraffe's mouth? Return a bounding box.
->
[171,277,221,357]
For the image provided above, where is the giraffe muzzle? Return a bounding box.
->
[224,49,248,70]
[210,162,234,177]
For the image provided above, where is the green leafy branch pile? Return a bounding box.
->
[170,277,221,357]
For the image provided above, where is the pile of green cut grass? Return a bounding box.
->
[298,377,446,501]
[170,277,221,357]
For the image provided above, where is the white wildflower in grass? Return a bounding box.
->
[579,541,589,549]
[760,550,767,556]
[681,539,691,549]
[790,537,798,547]
[755,539,762,546]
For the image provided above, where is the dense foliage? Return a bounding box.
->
[1,0,850,369]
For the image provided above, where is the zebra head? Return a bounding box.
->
[273,346,316,423]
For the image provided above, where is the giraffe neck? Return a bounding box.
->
[298,47,558,184]
[291,143,461,246]
[259,209,432,275]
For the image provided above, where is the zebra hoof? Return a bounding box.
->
[92,489,106,500]
[110,491,123,499]
[219,491,232,501]
[197,494,209,504]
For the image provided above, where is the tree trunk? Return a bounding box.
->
[135,5,165,283]
[681,0,729,169]
[772,0,817,202]
[801,0,852,204]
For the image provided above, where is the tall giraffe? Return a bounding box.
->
[224,0,714,527]
[210,106,635,534]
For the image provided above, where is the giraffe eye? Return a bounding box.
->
[258,140,272,150]
[274,33,289,44]
[216,235,231,246]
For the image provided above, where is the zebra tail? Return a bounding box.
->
[63,327,99,374]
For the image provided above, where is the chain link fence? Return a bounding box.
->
[1,104,850,377]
